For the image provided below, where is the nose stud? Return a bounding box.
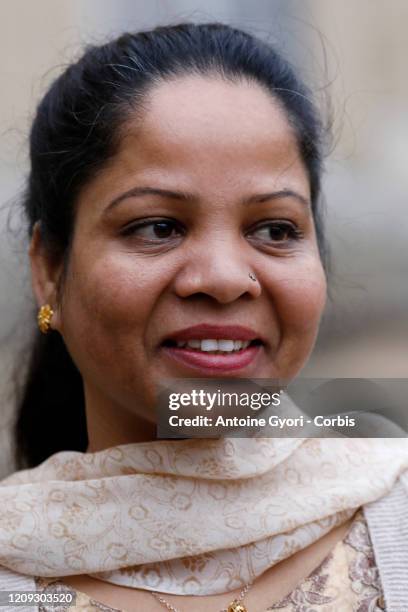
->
[248,272,257,282]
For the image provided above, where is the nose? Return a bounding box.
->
[173,236,262,304]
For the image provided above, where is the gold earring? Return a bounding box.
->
[37,304,54,334]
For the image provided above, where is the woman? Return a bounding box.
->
[0,22,407,612]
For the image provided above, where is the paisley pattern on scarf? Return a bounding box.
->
[1,437,408,596]
[34,510,385,611]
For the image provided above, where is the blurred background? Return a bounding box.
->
[0,0,407,475]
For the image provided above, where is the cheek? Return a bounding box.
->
[269,258,327,336]
[264,258,326,378]
[68,254,159,322]
[60,252,170,372]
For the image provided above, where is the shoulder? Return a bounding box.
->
[0,566,39,611]
[364,472,408,609]
[364,469,408,533]
[0,565,37,590]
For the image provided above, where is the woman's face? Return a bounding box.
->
[42,75,327,424]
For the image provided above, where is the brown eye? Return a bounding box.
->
[151,221,176,238]
[121,219,183,240]
[249,222,302,243]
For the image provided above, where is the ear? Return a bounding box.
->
[29,221,64,332]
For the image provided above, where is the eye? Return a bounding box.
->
[247,221,303,245]
[121,218,184,241]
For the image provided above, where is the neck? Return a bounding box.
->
[84,383,156,452]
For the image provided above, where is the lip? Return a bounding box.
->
[161,343,262,375]
[162,324,264,343]
[159,324,265,375]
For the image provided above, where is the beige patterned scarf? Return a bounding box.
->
[0,436,408,595]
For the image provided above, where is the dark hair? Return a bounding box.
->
[14,22,329,469]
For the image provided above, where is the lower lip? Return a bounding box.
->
[161,344,262,374]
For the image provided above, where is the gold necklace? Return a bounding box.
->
[150,580,253,612]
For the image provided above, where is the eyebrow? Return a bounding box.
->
[103,185,310,214]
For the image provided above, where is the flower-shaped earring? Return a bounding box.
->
[37,304,54,334]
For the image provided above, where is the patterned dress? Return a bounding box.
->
[34,510,385,612]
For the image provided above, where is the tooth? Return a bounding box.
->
[187,339,201,349]
[218,340,235,352]
[201,339,218,352]
[176,339,250,352]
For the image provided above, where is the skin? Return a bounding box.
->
[30,74,330,609]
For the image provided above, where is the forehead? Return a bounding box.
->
[117,75,304,179]
[79,75,309,210]
[141,74,296,149]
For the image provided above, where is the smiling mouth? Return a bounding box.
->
[162,338,263,353]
